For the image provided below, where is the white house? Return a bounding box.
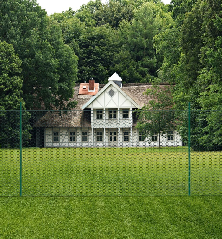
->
[35,73,182,147]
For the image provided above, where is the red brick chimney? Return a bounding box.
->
[89,79,95,91]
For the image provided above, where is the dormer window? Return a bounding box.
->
[83,86,86,89]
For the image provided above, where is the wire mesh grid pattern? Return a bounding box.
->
[0,108,221,196]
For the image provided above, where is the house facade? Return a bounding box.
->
[36,73,182,147]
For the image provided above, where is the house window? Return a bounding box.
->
[123,109,129,119]
[123,131,129,142]
[53,131,59,142]
[82,132,88,142]
[69,131,76,142]
[167,131,174,141]
[96,110,103,119]
[139,131,146,141]
[152,134,158,142]
[110,131,117,142]
[109,110,117,119]
[96,132,103,142]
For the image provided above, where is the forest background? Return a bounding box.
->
[0,0,221,150]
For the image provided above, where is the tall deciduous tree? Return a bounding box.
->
[0,41,30,147]
[114,2,173,83]
[77,25,119,83]
[0,41,23,110]
[157,0,222,150]
[0,0,78,110]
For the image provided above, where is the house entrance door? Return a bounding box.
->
[109,131,118,147]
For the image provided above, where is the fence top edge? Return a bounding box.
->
[0,109,221,112]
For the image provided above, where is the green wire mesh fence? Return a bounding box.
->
[0,106,221,196]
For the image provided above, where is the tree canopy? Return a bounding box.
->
[0,0,78,110]
[0,41,30,147]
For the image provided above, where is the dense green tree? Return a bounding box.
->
[75,0,162,29]
[92,0,135,28]
[0,41,30,147]
[114,2,173,83]
[75,0,102,27]
[21,19,78,109]
[0,41,23,110]
[0,0,78,109]
[175,0,222,150]
[169,0,198,25]
[156,0,222,150]
[77,25,119,83]
[51,0,171,84]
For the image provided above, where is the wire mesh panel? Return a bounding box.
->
[190,109,222,195]
[21,147,188,196]
[0,108,222,196]
[20,109,187,196]
[0,111,20,196]
[191,151,222,195]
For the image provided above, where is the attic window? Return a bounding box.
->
[83,86,87,89]
[109,89,115,97]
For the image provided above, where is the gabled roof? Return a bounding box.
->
[35,79,169,128]
[81,80,140,109]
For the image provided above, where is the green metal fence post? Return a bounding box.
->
[188,102,191,196]
[20,102,22,196]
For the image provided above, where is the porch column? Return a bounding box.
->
[91,108,94,147]
[118,127,121,147]
[130,126,133,147]
[104,107,106,147]
[92,127,94,147]
[130,108,133,147]
[104,128,106,147]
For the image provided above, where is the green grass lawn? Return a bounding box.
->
[0,147,222,238]
[0,196,222,238]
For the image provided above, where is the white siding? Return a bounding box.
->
[92,109,133,128]
[44,128,182,147]
[87,85,137,109]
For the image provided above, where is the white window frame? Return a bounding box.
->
[96,110,103,119]
[69,130,76,142]
[109,109,117,119]
[122,109,129,119]
[123,131,130,142]
[167,131,174,141]
[152,133,158,142]
[52,131,59,142]
[96,131,103,142]
[82,131,88,142]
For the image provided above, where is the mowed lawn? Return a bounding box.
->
[0,147,222,238]
[0,196,222,238]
